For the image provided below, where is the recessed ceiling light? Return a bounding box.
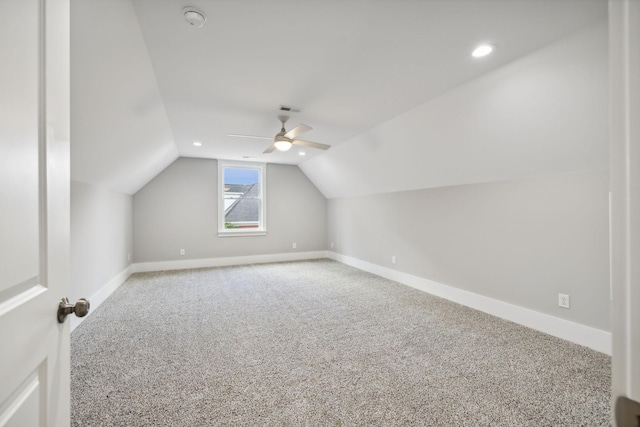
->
[193,141,202,146]
[472,44,495,58]
[299,152,306,156]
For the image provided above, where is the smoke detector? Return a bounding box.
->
[183,7,206,28]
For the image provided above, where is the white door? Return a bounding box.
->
[610,0,640,425]
[0,0,71,426]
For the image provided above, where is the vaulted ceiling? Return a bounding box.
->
[71,0,607,195]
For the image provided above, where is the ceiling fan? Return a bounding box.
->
[229,115,331,154]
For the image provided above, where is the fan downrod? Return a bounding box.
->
[278,115,290,127]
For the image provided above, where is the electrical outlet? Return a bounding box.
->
[292,242,297,249]
[391,256,396,264]
[180,249,185,256]
[558,293,570,309]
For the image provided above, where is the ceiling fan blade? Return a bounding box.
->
[263,144,277,154]
[284,124,312,140]
[292,139,330,150]
[228,134,272,140]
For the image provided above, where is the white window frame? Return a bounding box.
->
[218,160,267,237]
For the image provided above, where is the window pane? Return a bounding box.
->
[223,168,260,229]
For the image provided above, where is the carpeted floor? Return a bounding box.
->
[71,259,611,426]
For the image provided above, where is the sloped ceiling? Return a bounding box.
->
[300,21,609,199]
[71,0,178,194]
[71,0,607,196]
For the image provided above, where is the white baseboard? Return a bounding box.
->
[132,250,329,273]
[328,251,612,355]
[70,264,135,333]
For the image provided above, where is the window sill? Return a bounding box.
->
[218,230,267,237]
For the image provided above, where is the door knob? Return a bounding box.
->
[57,297,90,323]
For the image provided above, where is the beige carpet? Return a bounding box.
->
[71,259,610,426]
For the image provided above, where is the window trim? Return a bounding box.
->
[217,160,267,237]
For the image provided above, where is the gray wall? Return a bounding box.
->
[133,158,326,262]
[70,180,133,299]
[327,170,610,331]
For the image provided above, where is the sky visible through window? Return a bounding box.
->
[224,168,258,185]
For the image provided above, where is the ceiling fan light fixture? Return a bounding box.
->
[274,138,292,151]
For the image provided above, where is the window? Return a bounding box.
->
[218,161,266,236]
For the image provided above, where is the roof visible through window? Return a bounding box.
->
[222,167,262,230]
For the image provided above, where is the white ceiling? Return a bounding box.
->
[71,0,607,194]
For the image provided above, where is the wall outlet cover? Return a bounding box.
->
[558,293,570,309]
